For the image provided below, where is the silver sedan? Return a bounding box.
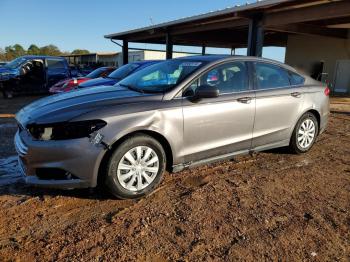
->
[15,55,330,199]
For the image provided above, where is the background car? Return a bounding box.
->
[0,55,71,98]
[78,60,160,88]
[49,66,116,94]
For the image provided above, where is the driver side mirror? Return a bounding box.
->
[192,85,219,100]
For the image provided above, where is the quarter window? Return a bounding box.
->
[289,71,305,86]
[254,63,290,89]
[183,61,248,97]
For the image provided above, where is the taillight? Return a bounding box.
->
[324,86,330,96]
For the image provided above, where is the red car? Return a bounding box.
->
[49,66,115,94]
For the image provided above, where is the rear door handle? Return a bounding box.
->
[237,97,252,104]
[291,92,301,98]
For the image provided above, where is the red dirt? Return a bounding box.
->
[0,112,349,261]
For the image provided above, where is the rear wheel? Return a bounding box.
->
[289,112,319,154]
[105,134,166,199]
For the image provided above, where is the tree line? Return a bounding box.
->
[0,44,90,61]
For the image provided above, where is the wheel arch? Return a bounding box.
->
[289,108,321,144]
[97,130,174,186]
[304,109,321,135]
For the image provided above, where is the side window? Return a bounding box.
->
[182,61,248,97]
[255,63,290,89]
[47,59,65,70]
[289,71,305,86]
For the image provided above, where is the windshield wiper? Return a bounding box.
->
[119,83,144,94]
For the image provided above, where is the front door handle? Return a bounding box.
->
[237,97,252,104]
[291,92,301,98]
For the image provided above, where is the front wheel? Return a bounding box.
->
[289,112,319,154]
[105,134,166,199]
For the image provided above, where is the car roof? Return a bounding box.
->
[173,55,298,73]
[131,60,160,65]
[175,55,230,62]
[20,55,66,60]
[96,66,116,70]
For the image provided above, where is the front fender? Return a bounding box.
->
[73,101,184,186]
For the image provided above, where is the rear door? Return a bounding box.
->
[46,58,70,90]
[182,60,255,163]
[251,61,305,150]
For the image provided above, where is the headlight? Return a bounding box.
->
[27,120,107,141]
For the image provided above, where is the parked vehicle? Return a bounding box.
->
[0,56,71,98]
[49,67,116,94]
[78,60,160,88]
[69,65,84,77]
[15,56,330,199]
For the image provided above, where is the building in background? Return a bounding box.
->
[62,50,191,68]
[62,52,117,67]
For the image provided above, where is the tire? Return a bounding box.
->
[2,90,13,99]
[105,134,166,199]
[289,112,319,154]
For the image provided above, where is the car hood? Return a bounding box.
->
[16,85,162,127]
[0,67,17,74]
[78,77,117,88]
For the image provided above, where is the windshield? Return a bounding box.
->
[5,57,27,69]
[118,59,207,93]
[108,63,140,80]
[86,67,107,78]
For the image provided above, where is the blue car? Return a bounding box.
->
[78,60,160,89]
[0,56,71,98]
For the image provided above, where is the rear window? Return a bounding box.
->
[86,68,107,78]
[47,59,65,69]
[108,63,140,81]
[255,62,290,89]
[289,71,305,86]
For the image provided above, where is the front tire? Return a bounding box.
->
[289,112,319,154]
[105,134,166,199]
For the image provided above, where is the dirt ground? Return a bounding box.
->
[0,97,349,261]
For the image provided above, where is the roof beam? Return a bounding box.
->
[264,1,350,26]
[124,19,249,42]
[170,18,249,35]
[266,23,349,39]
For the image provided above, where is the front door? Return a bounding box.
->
[182,61,255,163]
[18,59,45,93]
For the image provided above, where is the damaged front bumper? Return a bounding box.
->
[14,129,107,189]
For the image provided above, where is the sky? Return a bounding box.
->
[0,0,285,61]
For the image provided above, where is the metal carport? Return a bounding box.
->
[105,0,350,95]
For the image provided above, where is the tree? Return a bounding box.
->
[27,44,40,55]
[40,45,61,56]
[0,48,5,61]
[71,49,90,55]
[4,44,26,60]
[12,44,26,57]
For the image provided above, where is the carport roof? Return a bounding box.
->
[105,0,350,48]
